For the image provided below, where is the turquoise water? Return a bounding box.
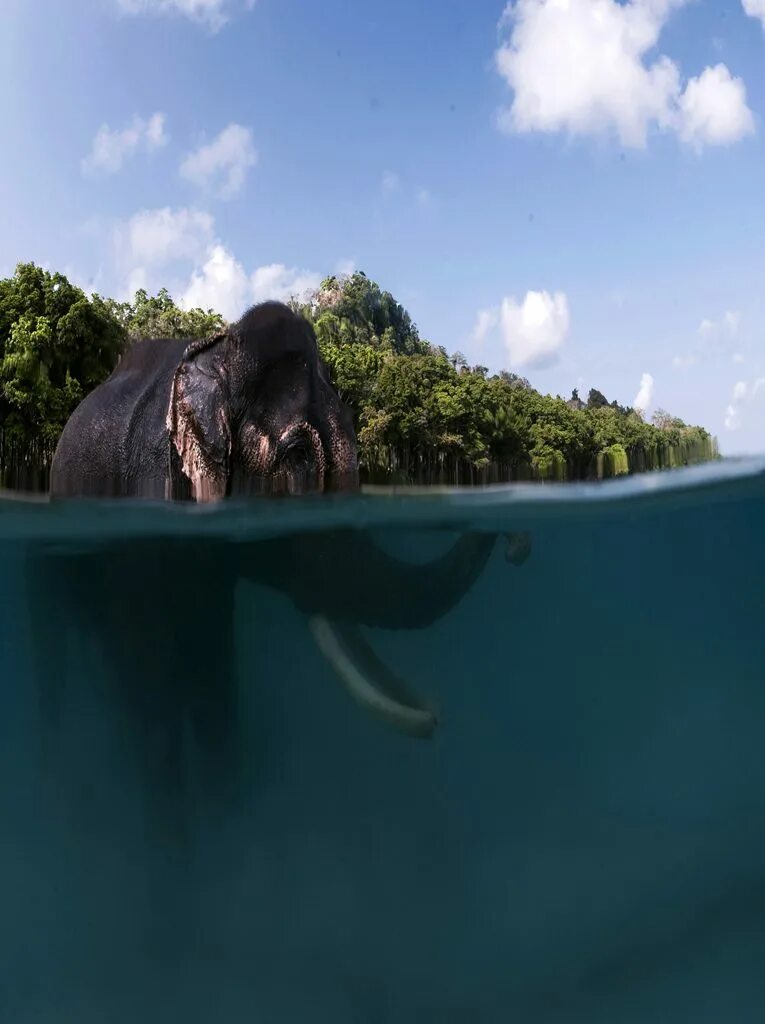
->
[2,458,765,1022]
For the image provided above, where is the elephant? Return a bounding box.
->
[27,298,531,849]
[50,300,359,501]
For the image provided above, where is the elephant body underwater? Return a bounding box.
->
[29,301,530,827]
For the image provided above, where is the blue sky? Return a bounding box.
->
[2,0,765,454]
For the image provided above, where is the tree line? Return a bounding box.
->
[0,262,717,490]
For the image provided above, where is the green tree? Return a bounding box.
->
[587,388,609,410]
[295,272,428,356]
[99,287,225,340]
[0,263,125,448]
[0,264,718,488]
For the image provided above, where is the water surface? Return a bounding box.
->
[2,459,765,1022]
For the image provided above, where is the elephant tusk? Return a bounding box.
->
[308,616,438,739]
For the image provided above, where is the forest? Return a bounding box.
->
[0,262,717,490]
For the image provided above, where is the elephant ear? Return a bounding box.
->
[167,332,232,502]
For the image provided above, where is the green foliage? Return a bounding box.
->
[298,272,718,484]
[0,263,718,489]
[0,263,125,448]
[598,443,630,478]
[293,272,429,356]
[587,388,609,410]
[98,287,225,340]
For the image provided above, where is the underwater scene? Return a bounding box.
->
[2,458,765,1023]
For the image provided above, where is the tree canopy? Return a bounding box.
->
[295,273,717,483]
[99,287,225,341]
[0,263,718,489]
[0,263,124,448]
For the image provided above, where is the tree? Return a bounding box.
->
[652,408,684,431]
[296,272,427,356]
[98,287,225,340]
[498,370,532,390]
[587,388,609,409]
[0,263,125,448]
[0,264,718,488]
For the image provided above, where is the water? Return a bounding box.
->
[1,458,765,1023]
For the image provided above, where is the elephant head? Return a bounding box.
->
[166,302,358,501]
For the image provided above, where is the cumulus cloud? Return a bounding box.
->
[381,171,401,193]
[251,264,321,305]
[672,353,696,369]
[380,172,435,209]
[181,244,249,318]
[495,0,754,150]
[116,0,255,32]
[725,310,742,335]
[82,112,167,175]
[114,207,215,276]
[500,290,570,368]
[742,0,765,31]
[180,124,258,199]
[698,309,741,339]
[182,254,320,319]
[633,372,655,414]
[677,64,755,150]
[724,376,765,431]
[470,308,500,347]
[110,205,322,318]
[468,291,569,366]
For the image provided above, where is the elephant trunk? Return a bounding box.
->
[260,530,500,630]
[241,529,530,739]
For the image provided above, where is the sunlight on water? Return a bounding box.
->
[2,458,765,1023]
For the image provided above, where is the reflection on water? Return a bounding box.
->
[2,460,765,1022]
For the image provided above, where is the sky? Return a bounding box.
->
[2,0,765,454]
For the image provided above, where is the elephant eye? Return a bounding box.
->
[275,424,325,484]
[278,435,310,463]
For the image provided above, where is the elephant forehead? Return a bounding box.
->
[229,346,314,399]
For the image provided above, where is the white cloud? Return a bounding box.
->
[470,308,500,347]
[82,112,167,175]
[181,244,249,318]
[107,205,324,318]
[182,253,321,319]
[672,353,696,369]
[381,173,435,208]
[733,352,746,365]
[335,258,356,276]
[180,123,257,199]
[677,64,755,150]
[726,310,742,335]
[116,0,255,32]
[471,291,569,366]
[251,264,322,305]
[382,170,401,193]
[698,309,741,339]
[495,0,754,150]
[114,207,215,273]
[743,0,765,31]
[724,403,741,431]
[723,376,765,430]
[500,290,570,368]
[633,372,655,414]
